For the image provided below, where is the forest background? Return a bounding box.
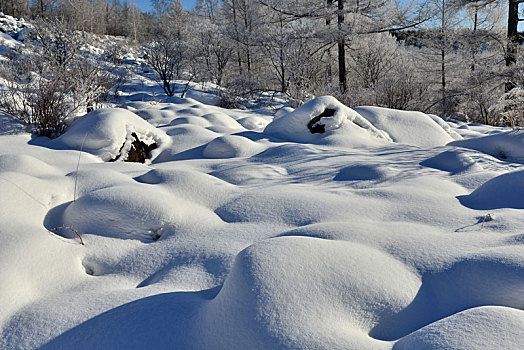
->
[1,0,523,129]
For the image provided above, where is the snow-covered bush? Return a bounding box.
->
[348,33,399,90]
[31,77,69,136]
[0,18,126,136]
[264,96,391,146]
[488,87,524,127]
[57,108,170,162]
[0,52,35,123]
[218,88,242,109]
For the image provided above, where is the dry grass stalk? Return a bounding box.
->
[48,226,85,245]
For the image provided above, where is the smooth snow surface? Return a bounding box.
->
[394,306,524,350]
[458,169,524,209]
[420,150,482,174]
[354,106,459,146]
[1,94,523,350]
[451,129,524,163]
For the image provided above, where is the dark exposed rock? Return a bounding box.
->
[111,132,157,163]
[307,108,336,134]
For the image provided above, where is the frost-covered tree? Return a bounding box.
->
[31,0,59,17]
[193,0,233,86]
[221,0,262,79]
[122,1,144,41]
[145,0,189,96]
[145,33,186,97]
[258,0,431,99]
[348,33,399,90]
[488,87,524,127]
[0,0,29,18]
[347,33,424,109]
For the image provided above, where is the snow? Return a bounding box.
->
[450,129,524,163]
[334,163,393,181]
[201,237,422,349]
[0,31,22,48]
[0,113,26,134]
[394,306,524,350]
[202,135,267,158]
[274,106,294,119]
[420,150,482,174]
[1,87,523,350]
[354,106,460,146]
[458,169,524,209]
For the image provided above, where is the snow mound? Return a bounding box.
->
[211,163,288,185]
[274,106,294,119]
[334,164,392,181]
[371,250,524,340]
[55,185,216,241]
[354,106,456,147]
[458,169,524,209]
[450,129,524,163]
[427,114,462,140]
[200,112,244,132]
[65,168,135,198]
[202,237,420,349]
[394,306,524,350]
[173,107,203,117]
[203,135,266,158]
[264,96,391,145]
[236,116,270,130]
[0,154,59,177]
[0,31,21,48]
[156,125,219,161]
[170,116,212,128]
[420,150,482,174]
[135,108,177,121]
[215,185,377,226]
[135,168,236,208]
[58,108,170,162]
[167,111,244,132]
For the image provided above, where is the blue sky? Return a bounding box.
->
[133,0,196,13]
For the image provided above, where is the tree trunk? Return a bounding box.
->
[231,0,243,75]
[338,0,347,94]
[506,0,519,92]
[440,0,446,112]
[326,0,333,79]
[278,14,287,93]
[471,5,478,72]
[441,47,446,104]
[244,12,252,77]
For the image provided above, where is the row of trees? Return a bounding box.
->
[0,0,522,126]
[0,0,149,39]
[151,0,516,125]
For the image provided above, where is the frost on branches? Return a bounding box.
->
[489,87,524,128]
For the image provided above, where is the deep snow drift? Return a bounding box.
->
[1,91,523,350]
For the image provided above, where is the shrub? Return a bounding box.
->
[0,18,125,137]
[488,87,524,127]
